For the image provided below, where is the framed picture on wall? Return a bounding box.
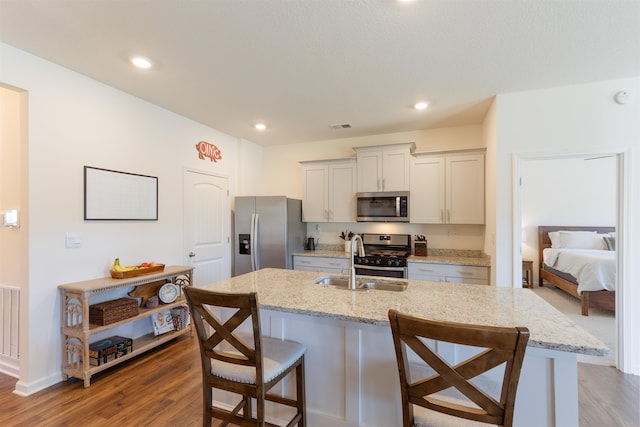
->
[84,166,158,220]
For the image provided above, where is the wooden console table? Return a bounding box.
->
[59,266,194,387]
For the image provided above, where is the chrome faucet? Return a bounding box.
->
[348,234,365,290]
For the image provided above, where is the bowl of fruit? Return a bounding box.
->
[110,258,165,279]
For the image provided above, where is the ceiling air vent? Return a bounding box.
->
[329,123,352,130]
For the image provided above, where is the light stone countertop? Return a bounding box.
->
[199,268,607,356]
[293,249,491,267]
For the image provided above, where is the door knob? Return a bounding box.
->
[188,251,196,257]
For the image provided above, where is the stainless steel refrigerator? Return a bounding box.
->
[234,196,305,276]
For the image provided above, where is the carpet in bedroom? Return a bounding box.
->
[531,285,615,367]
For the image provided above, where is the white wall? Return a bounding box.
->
[263,125,487,250]
[521,156,617,283]
[263,126,484,199]
[482,99,497,284]
[0,42,262,393]
[491,77,640,374]
[237,138,265,197]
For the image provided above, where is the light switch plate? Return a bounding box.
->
[3,210,19,227]
[65,232,82,248]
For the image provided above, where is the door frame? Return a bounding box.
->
[512,149,630,372]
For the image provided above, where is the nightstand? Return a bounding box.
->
[522,259,534,288]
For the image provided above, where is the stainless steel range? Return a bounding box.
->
[353,233,411,278]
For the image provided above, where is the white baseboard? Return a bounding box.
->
[12,372,62,397]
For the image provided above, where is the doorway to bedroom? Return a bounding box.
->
[519,154,617,367]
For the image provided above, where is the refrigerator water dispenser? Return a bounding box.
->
[239,234,251,255]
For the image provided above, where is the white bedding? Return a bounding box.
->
[543,248,615,294]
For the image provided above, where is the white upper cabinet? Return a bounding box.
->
[411,151,485,224]
[301,159,357,222]
[410,155,445,223]
[301,162,329,222]
[354,143,415,192]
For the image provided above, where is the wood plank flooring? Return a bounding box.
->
[1,335,638,426]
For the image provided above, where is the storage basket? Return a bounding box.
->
[89,297,139,326]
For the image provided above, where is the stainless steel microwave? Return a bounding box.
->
[356,192,409,222]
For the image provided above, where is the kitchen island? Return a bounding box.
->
[199,268,606,427]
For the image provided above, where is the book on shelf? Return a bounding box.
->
[171,305,190,330]
[151,310,175,336]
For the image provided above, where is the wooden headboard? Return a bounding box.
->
[537,226,615,272]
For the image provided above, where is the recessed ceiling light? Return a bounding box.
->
[131,56,152,69]
[255,123,267,131]
[414,101,429,110]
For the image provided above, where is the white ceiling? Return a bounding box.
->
[1,0,639,146]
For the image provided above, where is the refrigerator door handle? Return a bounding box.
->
[250,213,256,271]
[251,213,259,271]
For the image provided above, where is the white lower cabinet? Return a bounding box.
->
[293,255,350,274]
[408,262,489,285]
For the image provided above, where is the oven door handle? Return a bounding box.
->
[354,264,406,272]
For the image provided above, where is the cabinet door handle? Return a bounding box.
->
[447,209,450,223]
[457,271,473,276]
[441,209,444,223]
[188,251,196,257]
[418,268,435,272]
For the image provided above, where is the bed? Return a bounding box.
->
[538,226,616,316]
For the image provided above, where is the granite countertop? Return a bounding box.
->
[293,249,491,267]
[200,268,607,356]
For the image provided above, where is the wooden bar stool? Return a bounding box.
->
[388,309,529,427]
[184,287,306,427]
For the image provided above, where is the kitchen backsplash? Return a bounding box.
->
[314,243,486,258]
[306,222,486,252]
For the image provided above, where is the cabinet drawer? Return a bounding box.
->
[408,263,489,281]
[293,256,349,273]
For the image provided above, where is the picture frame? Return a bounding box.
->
[84,166,158,220]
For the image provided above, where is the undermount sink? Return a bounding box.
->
[313,276,408,292]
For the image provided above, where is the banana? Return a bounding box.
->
[112,258,125,272]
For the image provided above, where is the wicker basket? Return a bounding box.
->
[89,298,139,326]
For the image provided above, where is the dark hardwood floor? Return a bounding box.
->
[1,335,638,426]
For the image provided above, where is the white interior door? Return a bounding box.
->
[183,169,230,286]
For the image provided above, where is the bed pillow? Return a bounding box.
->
[559,231,607,250]
[548,231,563,248]
[549,230,593,248]
[603,235,616,251]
